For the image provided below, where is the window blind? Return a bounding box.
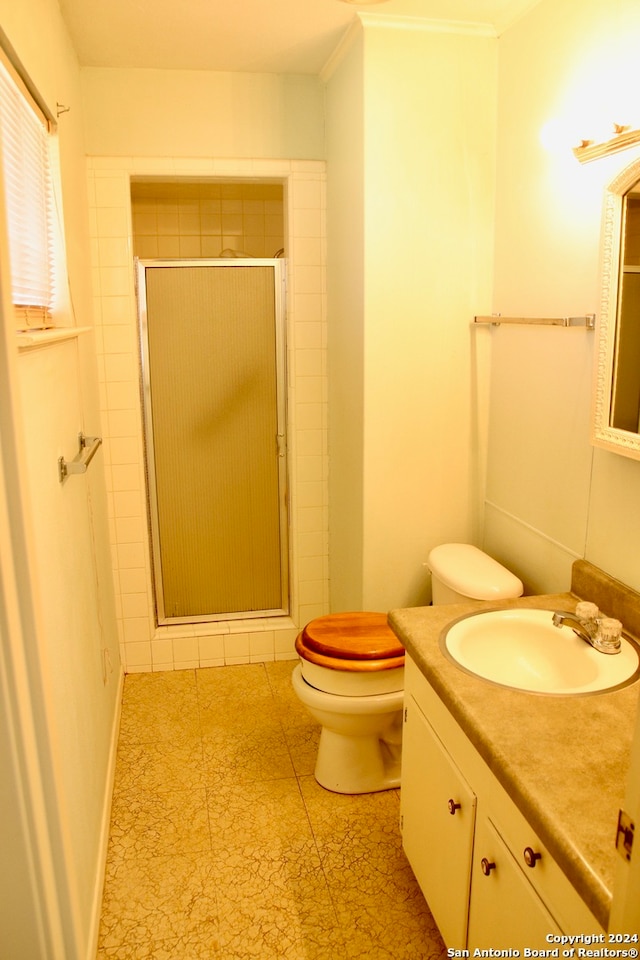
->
[0,56,55,329]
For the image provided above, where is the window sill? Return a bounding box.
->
[17,327,92,351]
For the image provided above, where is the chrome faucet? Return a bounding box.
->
[552,602,622,655]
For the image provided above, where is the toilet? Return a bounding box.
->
[292,543,524,795]
[292,612,405,794]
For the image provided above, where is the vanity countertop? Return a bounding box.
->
[389,592,640,931]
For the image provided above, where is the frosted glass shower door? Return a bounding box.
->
[137,259,288,623]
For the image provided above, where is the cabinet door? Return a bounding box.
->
[401,696,476,949]
[468,815,561,950]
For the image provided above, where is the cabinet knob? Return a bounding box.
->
[481,857,496,876]
[523,846,542,868]
[448,799,461,815]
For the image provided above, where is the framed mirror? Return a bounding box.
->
[592,156,640,460]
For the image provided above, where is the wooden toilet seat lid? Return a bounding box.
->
[299,612,404,661]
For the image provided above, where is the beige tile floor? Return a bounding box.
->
[97,661,446,959]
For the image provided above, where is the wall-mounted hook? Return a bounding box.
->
[56,102,70,118]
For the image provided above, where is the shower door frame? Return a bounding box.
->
[136,257,289,625]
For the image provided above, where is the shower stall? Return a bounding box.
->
[136,258,288,624]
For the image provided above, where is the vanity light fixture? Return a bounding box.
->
[573,124,640,164]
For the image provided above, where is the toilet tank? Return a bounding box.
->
[428,543,523,605]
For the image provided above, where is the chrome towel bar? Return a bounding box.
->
[474,314,595,329]
[58,432,102,483]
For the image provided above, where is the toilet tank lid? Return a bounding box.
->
[427,543,523,600]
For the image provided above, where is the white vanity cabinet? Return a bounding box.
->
[468,814,561,947]
[401,656,605,950]
[401,693,476,948]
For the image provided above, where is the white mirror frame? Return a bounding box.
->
[592,155,640,460]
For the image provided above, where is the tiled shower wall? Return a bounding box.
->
[87,158,328,672]
[130,181,285,260]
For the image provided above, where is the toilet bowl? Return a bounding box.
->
[293,612,404,794]
[292,664,403,794]
[292,545,524,795]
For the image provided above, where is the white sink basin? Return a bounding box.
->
[442,608,640,695]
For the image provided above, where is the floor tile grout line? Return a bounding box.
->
[293,768,349,940]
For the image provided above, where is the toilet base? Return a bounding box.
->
[314,725,402,794]
[291,663,403,794]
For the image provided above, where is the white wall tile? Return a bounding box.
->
[93,177,126,208]
[298,580,325,606]
[118,567,148,594]
[107,409,141,438]
[295,456,325,483]
[296,482,325,510]
[151,638,173,666]
[291,208,323,239]
[295,404,323,430]
[249,631,275,662]
[102,326,134,358]
[123,640,152,668]
[98,237,131,268]
[274,627,298,658]
[121,592,149,619]
[295,430,324,458]
[104,353,136,382]
[172,636,200,667]
[224,632,250,663]
[123,616,151,643]
[96,208,130,238]
[109,437,140,464]
[198,635,225,662]
[101,297,134,326]
[292,237,324,265]
[116,541,146,568]
[295,377,324,404]
[295,323,323,349]
[293,265,323,294]
[105,381,139,411]
[115,517,145,544]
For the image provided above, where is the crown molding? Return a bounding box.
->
[320,2,544,83]
[492,0,543,36]
[357,12,495,37]
[320,18,364,83]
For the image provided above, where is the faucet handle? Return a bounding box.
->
[595,617,623,654]
[575,601,600,621]
[600,617,622,639]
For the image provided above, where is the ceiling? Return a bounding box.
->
[57,0,539,76]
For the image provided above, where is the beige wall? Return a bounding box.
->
[486,0,640,594]
[82,67,325,160]
[0,0,122,954]
[326,19,497,612]
[325,28,366,612]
